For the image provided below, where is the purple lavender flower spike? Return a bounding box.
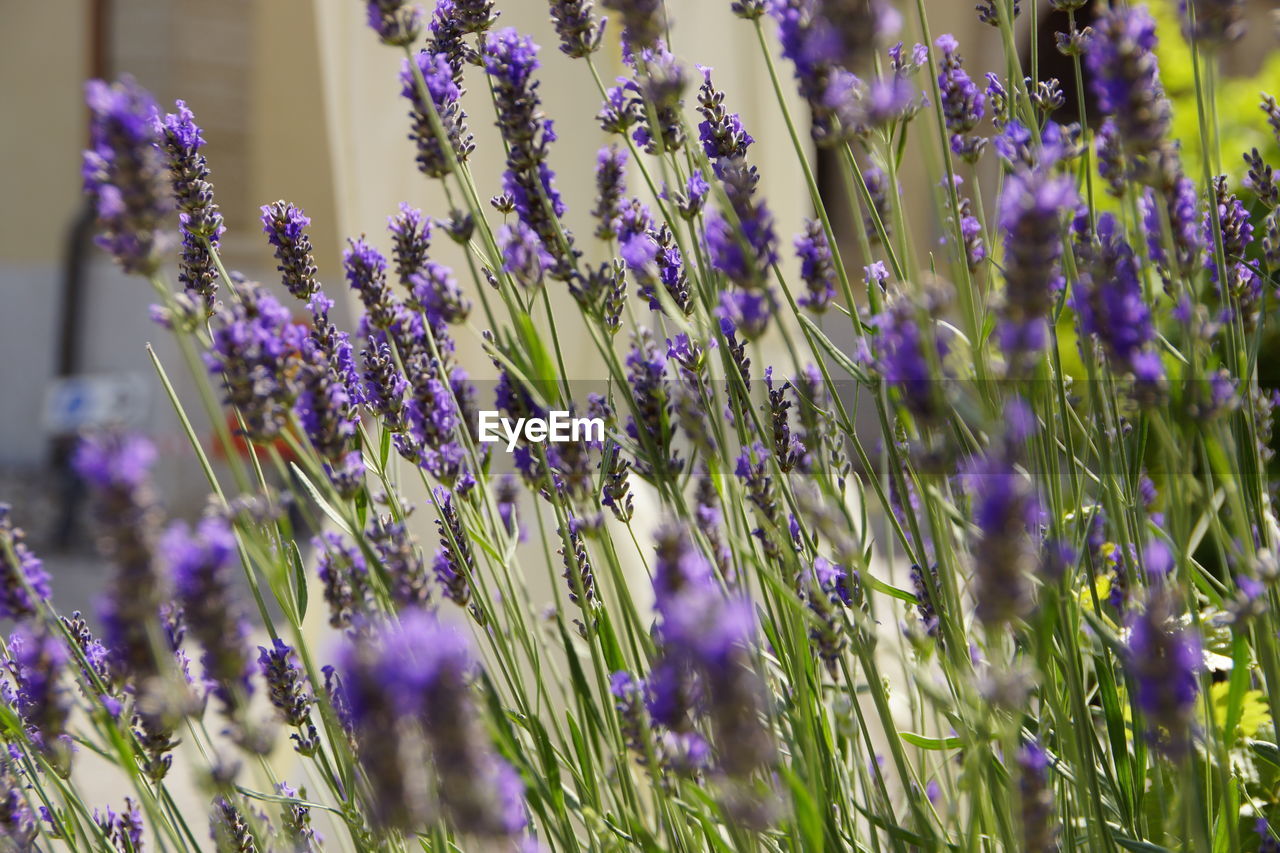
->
[258,639,319,755]
[770,0,846,143]
[965,443,1038,628]
[82,77,171,275]
[697,66,753,170]
[168,516,254,716]
[0,506,51,622]
[650,521,776,824]
[368,515,432,611]
[1017,741,1058,850]
[601,0,664,52]
[451,0,498,33]
[1127,588,1200,757]
[935,34,984,134]
[550,0,605,58]
[4,624,72,772]
[388,202,432,288]
[409,261,471,326]
[870,287,951,424]
[339,610,528,837]
[276,781,322,851]
[795,220,836,313]
[997,145,1076,373]
[315,533,373,631]
[361,340,408,431]
[155,100,224,315]
[74,433,169,686]
[484,29,577,275]
[814,0,901,68]
[95,798,144,851]
[344,237,396,330]
[1086,6,1171,164]
[706,163,778,290]
[629,43,687,155]
[400,51,474,179]
[433,487,478,614]
[260,201,319,300]
[499,222,552,289]
[975,0,1019,26]
[206,279,308,441]
[592,146,628,240]
[366,0,424,46]
[1071,213,1157,375]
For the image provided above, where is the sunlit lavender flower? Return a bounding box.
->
[602,0,664,51]
[343,238,395,330]
[935,34,984,135]
[168,516,254,715]
[706,163,778,290]
[361,340,408,431]
[697,66,752,169]
[484,29,576,274]
[870,288,950,424]
[550,0,604,57]
[206,280,308,441]
[387,202,431,288]
[1245,148,1279,210]
[154,100,224,315]
[82,77,171,275]
[997,147,1076,371]
[368,515,431,610]
[771,0,845,142]
[1127,588,1200,757]
[296,343,363,498]
[651,521,776,823]
[592,146,628,241]
[260,201,319,300]
[559,526,596,608]
[1071,213,1156,374]
[400,51,474,179]
[4,624,72,771]
[1179,0,1244,46]
[1086,6,1171,161]
[366,0,424,46]
[258,640,317,754]
[315,533,373,630]
[0,506,50,622]
[498,221,552,289]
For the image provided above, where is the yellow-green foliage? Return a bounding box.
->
[1151,0,1280,182]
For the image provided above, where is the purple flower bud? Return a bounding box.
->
[4,624,71,771]
[795,219,836,313]
[0,507,50,622]
[400,51,474,179]
[935,34,984,134]
[82,77,171,276]
[168,516,253,714]
[1017,741,1058,850]
[206,280,308,441]
[601,0,664,52]
[259,201,319,300]
[433,487,478,613]
[366,0,424,46]
[1071,213,1156,373]
[592,146,628,240]
[997,148,1076,372]
[965,446,1038,627]
[257,639,313,731]
[1086,6,1171,160]
[154,101,224,315]
[368,515,431,611]
[275,781,321,851]
[550,0,605,57]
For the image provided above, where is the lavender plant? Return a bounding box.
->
[4,0,1280,850]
